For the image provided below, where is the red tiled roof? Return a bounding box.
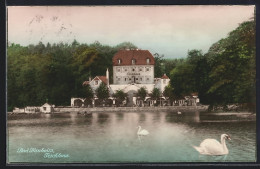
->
[161,74,169,79]
[97,76,108,85]
[83,76,108,86]
[113,49,155,66]
[82,81,90,86]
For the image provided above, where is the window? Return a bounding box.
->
[139,68,142,71]
[146,58,150,64]
[43,107,46,111]
[140,78,142,81]
[136,78,138,81]
[118,59,121,64]
[118,78,121,81]
[95,80,98,85]
[117,68,120,72]
[132,68,135,72]
[125,68,127,72]
[125,78,127,81]
[132,59,135,65]
[147,78,149,81]
[146,68,149,71]
[129,78,131,81]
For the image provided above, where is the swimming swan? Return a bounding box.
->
[137,126,149,136]
[193,134,231,155]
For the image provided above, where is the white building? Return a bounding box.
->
[82,75,108,91]
[40,103,54,113]
[24,106,40,113]
[74,49,171,107]
[112,49,155,84]
[154,74,171,93]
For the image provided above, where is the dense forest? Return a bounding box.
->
[7,18,255,111]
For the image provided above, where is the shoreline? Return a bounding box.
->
[8,105,255,114]
[8,105,209,114]
[54,105,209,113]
[7,106,256,121]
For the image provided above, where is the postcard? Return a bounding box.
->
[6,5,256,165]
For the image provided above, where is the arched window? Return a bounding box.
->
[132,59,136,65]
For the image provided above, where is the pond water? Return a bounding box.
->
[7,111,256,163]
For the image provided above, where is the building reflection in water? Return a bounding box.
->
[138,113,146,122]
[115,112,124,121]
[164,111,200,124]
[152,112,162,123]
[97,113,110,125]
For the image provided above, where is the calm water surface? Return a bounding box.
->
[7,111,256,163]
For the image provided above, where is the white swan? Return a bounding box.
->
[137,126,149,136]
[193,134,231,155]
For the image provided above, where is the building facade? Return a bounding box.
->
[112,49,155,84]
[72,49,194,107]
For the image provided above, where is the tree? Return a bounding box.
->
[95,82,110,103]
[136,87,147,101]
[163,84,174,104]
[170,62,196,98]
[206,20,255,108]
[154,53,164,78]
[84,84,94,99]
[113,90,128,106]
[150,88,161,101]
[115,42,137,50]
[150,88,161,106]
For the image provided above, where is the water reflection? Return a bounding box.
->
[164,111,200,124]
[7,111,256,163]
[115,112,124,121]
[72,114,93,126]
[152,112,162,123]
[97,113,110,125]
[138,113,146,122]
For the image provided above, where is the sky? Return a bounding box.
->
[7,6,254,58]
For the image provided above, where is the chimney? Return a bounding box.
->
[106,68,109,86]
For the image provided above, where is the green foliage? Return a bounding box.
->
[206,20,255,106]
[150,88,161,100]
[136,87,148,101]
[113,90,128,105]
[163,84,174,99]
[168,19,255,109]
[154,53,164,78]
[154,53,185,78]
[7,18,255,111]
[162,58,185,77]
[115,42,137,50]
[95,82,110,101]
[170,62,196,98]
[84,84,94,100]
[7,41,136,108]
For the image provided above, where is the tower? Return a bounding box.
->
[106,68,109,86]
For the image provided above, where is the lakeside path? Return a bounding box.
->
[54,105,209,113]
